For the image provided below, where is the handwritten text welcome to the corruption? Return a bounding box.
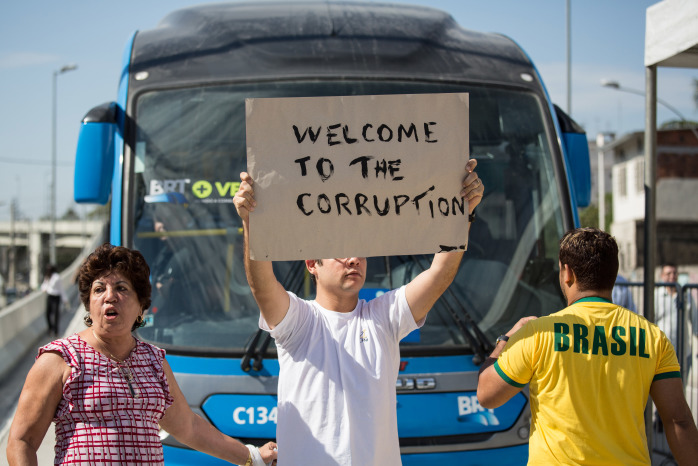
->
[290,120,466,220]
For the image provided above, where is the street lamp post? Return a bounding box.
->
[50,64,77,266]
[566,0,572,115]
[0,200,16,295]
[596,133,606,231]
[8,199,15,290]
[600,79,698,142]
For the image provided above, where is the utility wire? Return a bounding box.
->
[0,157,72,166]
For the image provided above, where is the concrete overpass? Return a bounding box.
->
[0,219,104,292]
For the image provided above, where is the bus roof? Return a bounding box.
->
[129,1,541,92]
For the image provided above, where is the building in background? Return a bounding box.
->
[588,133,616,206]
[608,128,698,280]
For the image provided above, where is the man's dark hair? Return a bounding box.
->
[44,263,57,279]
[559,227,618,292]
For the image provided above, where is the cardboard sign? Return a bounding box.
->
[245,93,470,260]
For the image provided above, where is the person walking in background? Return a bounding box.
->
[149,204,195,309]
[655,263,696,357]
[478,228,698,465]
[7,244,277,465]
[41,264,68,337]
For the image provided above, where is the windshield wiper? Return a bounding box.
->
[252,333,273,371]
[408,255,492,364]
[241,329,264,372]
[241,260,306,371]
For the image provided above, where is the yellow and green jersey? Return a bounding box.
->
[495,298,680,465]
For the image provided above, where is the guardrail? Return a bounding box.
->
[0,225,106,380]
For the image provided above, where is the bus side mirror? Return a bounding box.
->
[74,102,117,204]
[554,104,591,208]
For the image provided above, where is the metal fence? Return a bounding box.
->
[613,281,697,464]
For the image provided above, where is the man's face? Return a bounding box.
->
[661,266,678,292]
[312,257,367,297]
[661,266,677,282]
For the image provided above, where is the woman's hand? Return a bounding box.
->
[256,441,278,465]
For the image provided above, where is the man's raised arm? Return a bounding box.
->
[234,172,290,329]
[405,159,484,323]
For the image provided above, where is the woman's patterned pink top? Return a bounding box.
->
[39,334,174,465]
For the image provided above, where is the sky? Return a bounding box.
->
[0,0,696,222]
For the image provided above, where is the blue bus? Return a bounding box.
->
[74,2,590,464]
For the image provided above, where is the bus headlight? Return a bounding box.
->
[517,425,529,440]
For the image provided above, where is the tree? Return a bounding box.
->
[87,203,110,220]
[578,193,613,231]
[61,207,80,220]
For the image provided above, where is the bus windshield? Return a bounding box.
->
[132,80,566,355]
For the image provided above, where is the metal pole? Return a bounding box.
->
[643,64,658,451]
[50,70,57,265]
[50,64,77,267]
[601,80,698,142]
[566,0,572,114]
[596,133,605,231]
[9,199,15,290]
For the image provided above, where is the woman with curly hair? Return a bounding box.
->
[8,243,277,465]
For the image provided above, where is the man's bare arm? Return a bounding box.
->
[234,172,290,329]
[477,364,523,409]
[405,250,464,323]
[651,377,698,464]
[476,316,536,409]
[405,159,484,322]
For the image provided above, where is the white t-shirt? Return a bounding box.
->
[41,272,65,299]
[260,286,420,465]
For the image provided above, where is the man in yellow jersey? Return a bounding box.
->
[477,227,698,465]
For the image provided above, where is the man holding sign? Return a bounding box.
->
[233,157,483,465]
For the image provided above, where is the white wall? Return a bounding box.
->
[612,157,645,224]
[657,178,698,221]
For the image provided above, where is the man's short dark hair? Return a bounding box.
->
[559,227,618,292]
